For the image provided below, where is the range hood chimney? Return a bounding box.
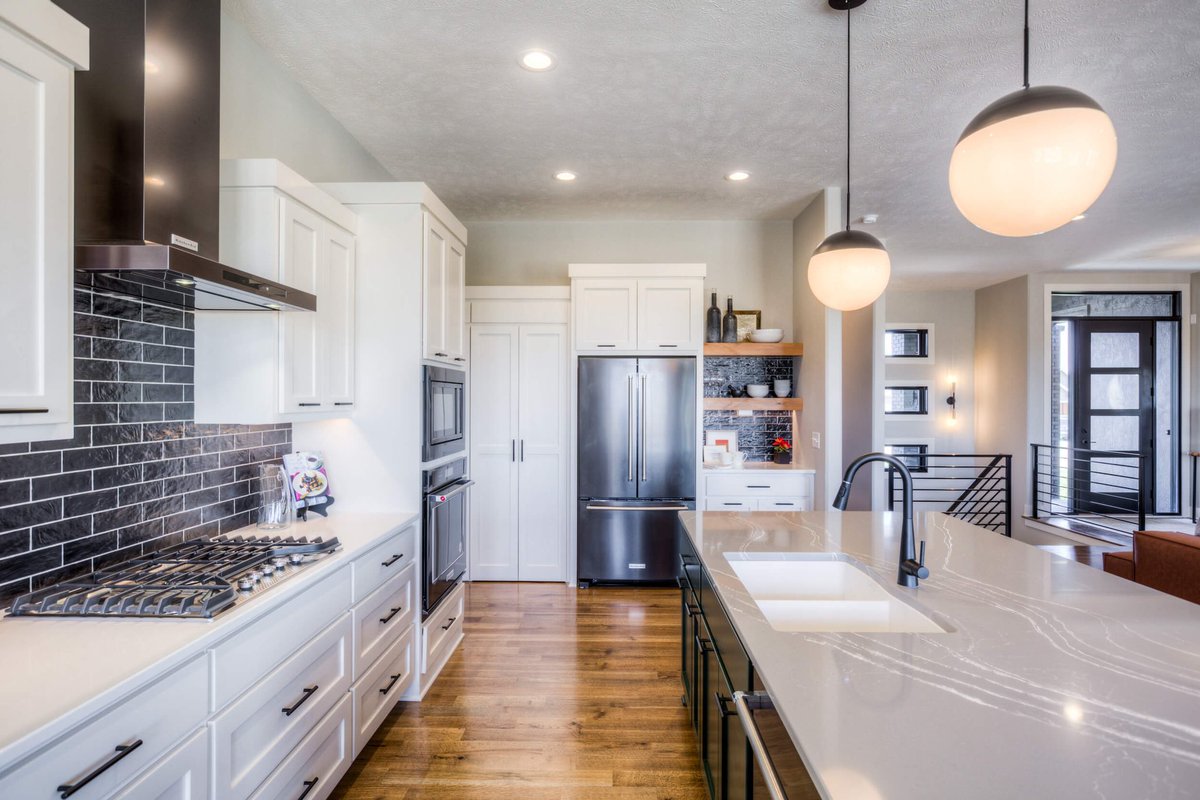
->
[52,0,315,312]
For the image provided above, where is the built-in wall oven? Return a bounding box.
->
[423,365,466,463]
[422,457,471,616]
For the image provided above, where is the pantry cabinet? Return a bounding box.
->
[468,322,568,581]
[197,160,357,422]
[0,2,87,444]
[423,212,467,365]
[569,265,706,353]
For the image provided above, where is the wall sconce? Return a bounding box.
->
[945,377,957,421]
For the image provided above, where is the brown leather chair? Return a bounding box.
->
[1102,530,1200,605]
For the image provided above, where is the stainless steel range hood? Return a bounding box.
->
[53,0,315,312]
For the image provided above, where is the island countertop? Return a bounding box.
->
[680,510,1200,800]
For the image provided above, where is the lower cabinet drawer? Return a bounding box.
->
[353,524,417,603]
[353,625,415,753]
[704,497,756,511]
[211,614,352,800]
[0,656,208,800]
[422,582,465,674]
[249,694,353,800]
[353,561,416,680]
[110,727,209,800]
[706,473,811,497]
[755,497,812,512]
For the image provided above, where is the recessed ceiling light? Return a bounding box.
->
[554,171,577,182]
[520,50,555,71]
[725,170,751,182]
[861,214,879,225]
[1071,213,1087,221]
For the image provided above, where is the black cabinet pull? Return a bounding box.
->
[435,352,449,357]
[381,553,404,567]
[297,402,322,407]
[297,776,320,800]
[453,357,466,362]
[379,606,402,624]
[658,344,678,348]
[696,636,714,655]
[747,485,771,489]
[333,401,354,406]
[596,344,616,348]
[57,738,143,798]
[379,672,403,695]
[0,408,49,414]
[281,685,319,716]
[441,616,457,630]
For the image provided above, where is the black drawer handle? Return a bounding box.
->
[596,344,616,348]
[722,502,743,507]
[441,616,457,630]
[298,402,322,407]
[658,344,678,348]
[57,738,143,798]
[379,672,403,696]
[747,485,771,489]
[435,352,449,357]
[454,357,466,362]
[333,401,354,406]
[297,776,320,800]
[381,553,404,567]
[0,408,50,414]
[379,606,402,624]
[282,685,319,716]
[696,636,714,655]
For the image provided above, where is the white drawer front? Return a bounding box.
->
[422,582,465,674]
[704,497,756,511]
[110,727,208,800]
[706,473,811,497]
[353,524,416,603]
[212,614,352,800]
[353,561,416,680]
[0,656,207,800]
[249,694,352,800]
[755,497,813,512]
[353,626,415,753]
[212,566,351,710]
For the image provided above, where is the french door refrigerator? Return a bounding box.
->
[578,357,696,585]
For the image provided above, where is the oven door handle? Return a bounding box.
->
[428,480,474,506]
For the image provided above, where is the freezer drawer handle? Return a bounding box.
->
[57,738,143,798]
[733,691,787,800]
[585,505,689,511]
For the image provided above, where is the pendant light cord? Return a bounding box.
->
[845,7,852,231]
[1023,0,1030,89]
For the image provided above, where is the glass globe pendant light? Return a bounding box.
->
[949,0,1117,237]
[808,0,891,312]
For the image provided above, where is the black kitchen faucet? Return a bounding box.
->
[833,453,930,588]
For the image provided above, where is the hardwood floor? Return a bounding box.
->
[331,582,707,800]
[1036,544,1120,569]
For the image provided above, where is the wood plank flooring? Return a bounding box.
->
[330,583,707,800]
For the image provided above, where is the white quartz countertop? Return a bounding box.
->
[0,511,418,768]
[703,463,815,472]
[681,511,1200,800]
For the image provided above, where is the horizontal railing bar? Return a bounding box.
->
[1033,494,1140,513]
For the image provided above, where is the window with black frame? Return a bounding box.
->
[884,386,929,416]
[884,328,930,359]
[886,443,930,473]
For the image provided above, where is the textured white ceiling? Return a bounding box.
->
[223,0,1200,287]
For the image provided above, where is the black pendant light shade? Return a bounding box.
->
[812,229,887,256]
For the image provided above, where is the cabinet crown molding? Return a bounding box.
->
[568,263,707,279]
[0,0,88,68]
[318,181,468,245]
[220,159,358,234]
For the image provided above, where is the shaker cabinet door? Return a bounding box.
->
[574,279,637,351]
[517,325,567,581]
[423,212,449,361]
[0,24,74,435]
[444,234,467,363]
[279,197,324,412]
[637,279,701,351]
[322,225,356,408]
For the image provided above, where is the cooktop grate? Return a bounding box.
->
[6,534,340,619]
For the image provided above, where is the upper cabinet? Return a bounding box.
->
[0,2,87,444]
[569,265,706,354]
[195,160,358,423]
[423,212,467,365]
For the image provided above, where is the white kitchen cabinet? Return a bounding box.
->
[423,212,467,365]
[469,323,568,582]
[0,2,86,444]
[197,160,358,423]
[569,265,706,354]
[703,469,815,512]
[109,728,209,800]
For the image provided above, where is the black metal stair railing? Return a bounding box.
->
[1030,443,1147,537]
[886,454,1013,536]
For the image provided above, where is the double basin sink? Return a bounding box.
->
[726,553,949,634]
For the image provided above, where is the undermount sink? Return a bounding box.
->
[725,553,949,634]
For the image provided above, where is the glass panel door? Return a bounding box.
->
[1073,320,1154,515]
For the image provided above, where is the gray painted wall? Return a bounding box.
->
[221,12,391,182]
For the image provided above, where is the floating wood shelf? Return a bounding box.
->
[704,397,804,411]
[703,343,804,357]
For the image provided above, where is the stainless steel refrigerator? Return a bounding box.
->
[577,357,696,585]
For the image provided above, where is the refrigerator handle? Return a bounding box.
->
[640,372,648,482]
[627,374,636,482]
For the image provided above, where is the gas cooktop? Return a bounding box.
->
[6,533,341,620]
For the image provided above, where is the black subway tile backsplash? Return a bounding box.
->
[703,357,796,462]
[0,288,292,607]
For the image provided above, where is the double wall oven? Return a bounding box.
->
[422,365,469,616]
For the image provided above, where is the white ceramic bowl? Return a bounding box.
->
[746,384,769,398]
[749,328,784,343]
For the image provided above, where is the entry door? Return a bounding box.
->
[1073,320,1154,514]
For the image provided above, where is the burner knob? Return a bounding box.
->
[237,577,255,591]
[288,553,305,566]
[260,564,275,576]
[248,570,263,583]
[271,557,288,570]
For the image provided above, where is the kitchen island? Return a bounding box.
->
[680,510,1200,800]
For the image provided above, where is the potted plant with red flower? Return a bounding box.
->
[771,437,792,465]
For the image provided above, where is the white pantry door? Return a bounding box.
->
[517,325,567,581]
[469,325,520,580]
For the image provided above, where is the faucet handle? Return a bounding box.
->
[913,540,930,581]
[919,540,926,567]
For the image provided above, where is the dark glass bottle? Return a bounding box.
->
[705,292,721,343]
[721,297,738,343]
